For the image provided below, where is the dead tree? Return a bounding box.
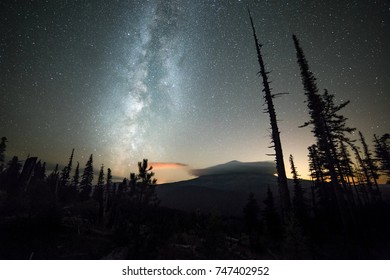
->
[248,10,291,220]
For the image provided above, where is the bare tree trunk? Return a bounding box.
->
[248,10,291,221]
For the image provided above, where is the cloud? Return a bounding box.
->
[149,162,188,169]
[190,160,276,177]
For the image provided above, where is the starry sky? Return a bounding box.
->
[1,0,389,182]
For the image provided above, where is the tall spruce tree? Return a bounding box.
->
[0,137,7,170]
[31,160,46,184]
[105,167,113,211]
[60,148,74,187]
[374,134,390,184]
[289,154,308,226]
[94,164,105,222]
[263,186,283,243]
[249,10,291,219]
[71,162,80,190]
[79,154,93,201]
[319,89,356,195]
[293,35,346,216]
[5,156,22,198]
[339,141,362,206]
[47,164,59,194]
[359,131,381,198]
[131,159,159,257]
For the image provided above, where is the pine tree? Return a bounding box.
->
[249,10,291,220]
[308,145,326,184]
[47,164,59,194]
[60,148,74,187]
[0,136,7,170]
[374,134,390,184]
[319,89,356,195]
[359,131,381,198]
[130,159,159,257]
[293,34,347,219]
[289,154,309,227]
[96,165,105,189]
[94,164,105,222]
[263,186,283,244]
[79,154,93,201]
[339,141,362,206]
[350,143,371,186]
[105,167,113,211]
[71,162,80,190]
[31,160,46,184]
[134,159,158,206]
[4,156,22,198]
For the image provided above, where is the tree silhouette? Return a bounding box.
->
[263,186,283,244]
[249,10,291,220]
[4,156,22,199]
[104,167,113,212]
[60,149,74,187]
[293,34,348,223]
[319,90,356,198]
[130,159,159,257]
[0,136,7,170]
[71,161,80,191]
[79,154,93,201]
[94,164,105,222]
[359,131,381,198]
[47,164,59,194]
[339,141,362,206]
[374,134,390,184]
[289,154,309,227]
[32,160,46,183]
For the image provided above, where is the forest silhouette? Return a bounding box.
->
[1,16,390,259]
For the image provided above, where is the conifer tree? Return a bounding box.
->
[47,164,59,194]
[79,154,93,201]
[94,164,105,222]
[60,149,74,187]
[263,186,283,243]
[0,136,7,170]
[308,145,326,184]
[350,143,371,187]
[105,168,113,211]
[31,160,46,184]
[4,156,22,198]
[134,159,158,206]
[293,35,347,216]
[289,155,309,226]
[41,162,46,180]
[374,134,390,184]
[62,149,74,184]
[339,141,362,206]
[130,159,159,257]
[249,10,291,219]
[71,162,80,190]
[359,131,380,198]
[96,165,105,189]
[106,168,112,187]
[319,90,356,195]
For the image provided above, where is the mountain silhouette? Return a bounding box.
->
[156,161,308,216]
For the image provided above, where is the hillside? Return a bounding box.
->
[156,161,311,216]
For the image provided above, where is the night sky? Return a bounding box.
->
[1,0,389,182]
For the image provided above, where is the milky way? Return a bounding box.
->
[102,2,188,174]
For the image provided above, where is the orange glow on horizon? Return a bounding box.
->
[149,162,188,169]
